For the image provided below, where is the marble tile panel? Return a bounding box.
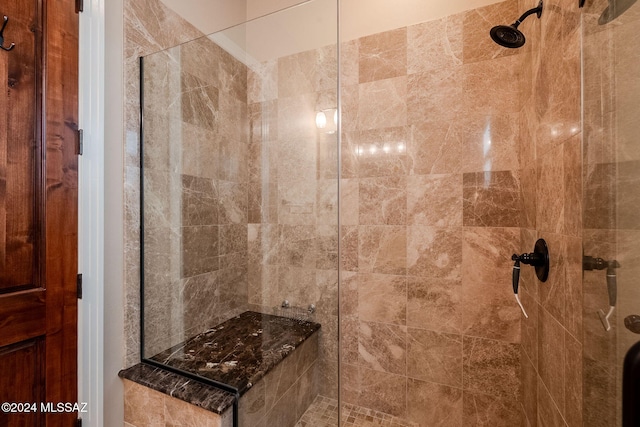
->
[181,121,219,180]
[249,100,279,145]
[348,126,409,178]
[357,273,406,326]
[317,179,339,226]
[164,393,225,427]
[248,60,278,104]
[142,112,175,173]
[462,391,522,427]
[462,277,521,343]
[463,336,520,400]
[536,146,565,234]
[181,73,219,132]
[407,227,462,280]
[358,226,407,275]
[462,227,519,284]
[181,175,217,227]
[462,55,523,116]
[409,122,463,175]
[218,138,249,185]
[583,357,616,427]
[219,224,247,255]
[180,226,218,278]
[278,50,317,98]
[341,315,359,365]
[359,176,407,225]
[407,328,462,387]
[407,277,462,334]
[463,171,522,227]
[358,77,407,131]
[124,379,165,426]
[583,162,617,229]
[341,84,359,135]
[341,225,359,272]
[340,40,360,87]
[264,382,299,427]
[280,225,317,269]
[276,266,317,310]
[565,236,582,340]
[239,380,266,427]
[340,271,358,317]
[537,307,565,414]
[316,225,339,271]
[407,174,462,227]
[520,166,537,230]
[407,67,463,125]
[407,14,463,75]
[277,92,318,140]
[407,379,463,427]
[143,169,182,229]
[461,113,520,173]
[218,48,248,103]
[182,272,219,338]
[521,347,538,427]
[462,0,522,63]
[563,137,582,239]
[358,321,407,375]
[359,28,407,83]
[564,331,582,427]
[357,366,407,418]
[180,37,220,87]
[218,181,248,224]
[520,288,539,369]
[125,0,202,59]
[339,179,359,226]
[615,160,640,230]
[314,269,339,317]
[536,377,566,427]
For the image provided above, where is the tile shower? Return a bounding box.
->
[120,0,640,426]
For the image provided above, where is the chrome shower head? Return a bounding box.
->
[490,1,543,48]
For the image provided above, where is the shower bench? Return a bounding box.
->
[119,311,321,427]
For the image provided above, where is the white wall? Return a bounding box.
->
[158,0,247,33]
[104,0,125,424]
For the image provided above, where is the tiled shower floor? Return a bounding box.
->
[296,395,418,427]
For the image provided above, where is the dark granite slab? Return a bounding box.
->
[149,311,321,395]
[118,363,236,414]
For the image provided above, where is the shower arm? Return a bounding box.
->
[512,1,544,28]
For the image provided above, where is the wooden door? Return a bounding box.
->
[0,0,78,426]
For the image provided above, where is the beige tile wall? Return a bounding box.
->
[339,0,585,425]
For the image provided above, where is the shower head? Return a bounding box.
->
[599,0,638,24]
[490,25,527,48]
[490,1,543,48]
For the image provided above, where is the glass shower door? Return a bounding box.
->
[582,0,640,425]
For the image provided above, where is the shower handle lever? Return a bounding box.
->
[510,239,550,320]
[511,252,544,319]
[511,257,528,318]
[584,256,620,331]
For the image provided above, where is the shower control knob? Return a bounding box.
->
[625,315,640,334]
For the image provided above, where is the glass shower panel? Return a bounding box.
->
[582,0,640,425]
[140,1,339,424]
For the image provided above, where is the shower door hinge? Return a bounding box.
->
[77,274,83,299]
[76,129,84,155]
[75,0,84,13]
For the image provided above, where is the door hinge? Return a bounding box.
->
[75,0,84,13]
[76,129,84,155]
[77,274,83,299]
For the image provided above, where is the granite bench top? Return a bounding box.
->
[137,311,320,396]
[118,363,237,415]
